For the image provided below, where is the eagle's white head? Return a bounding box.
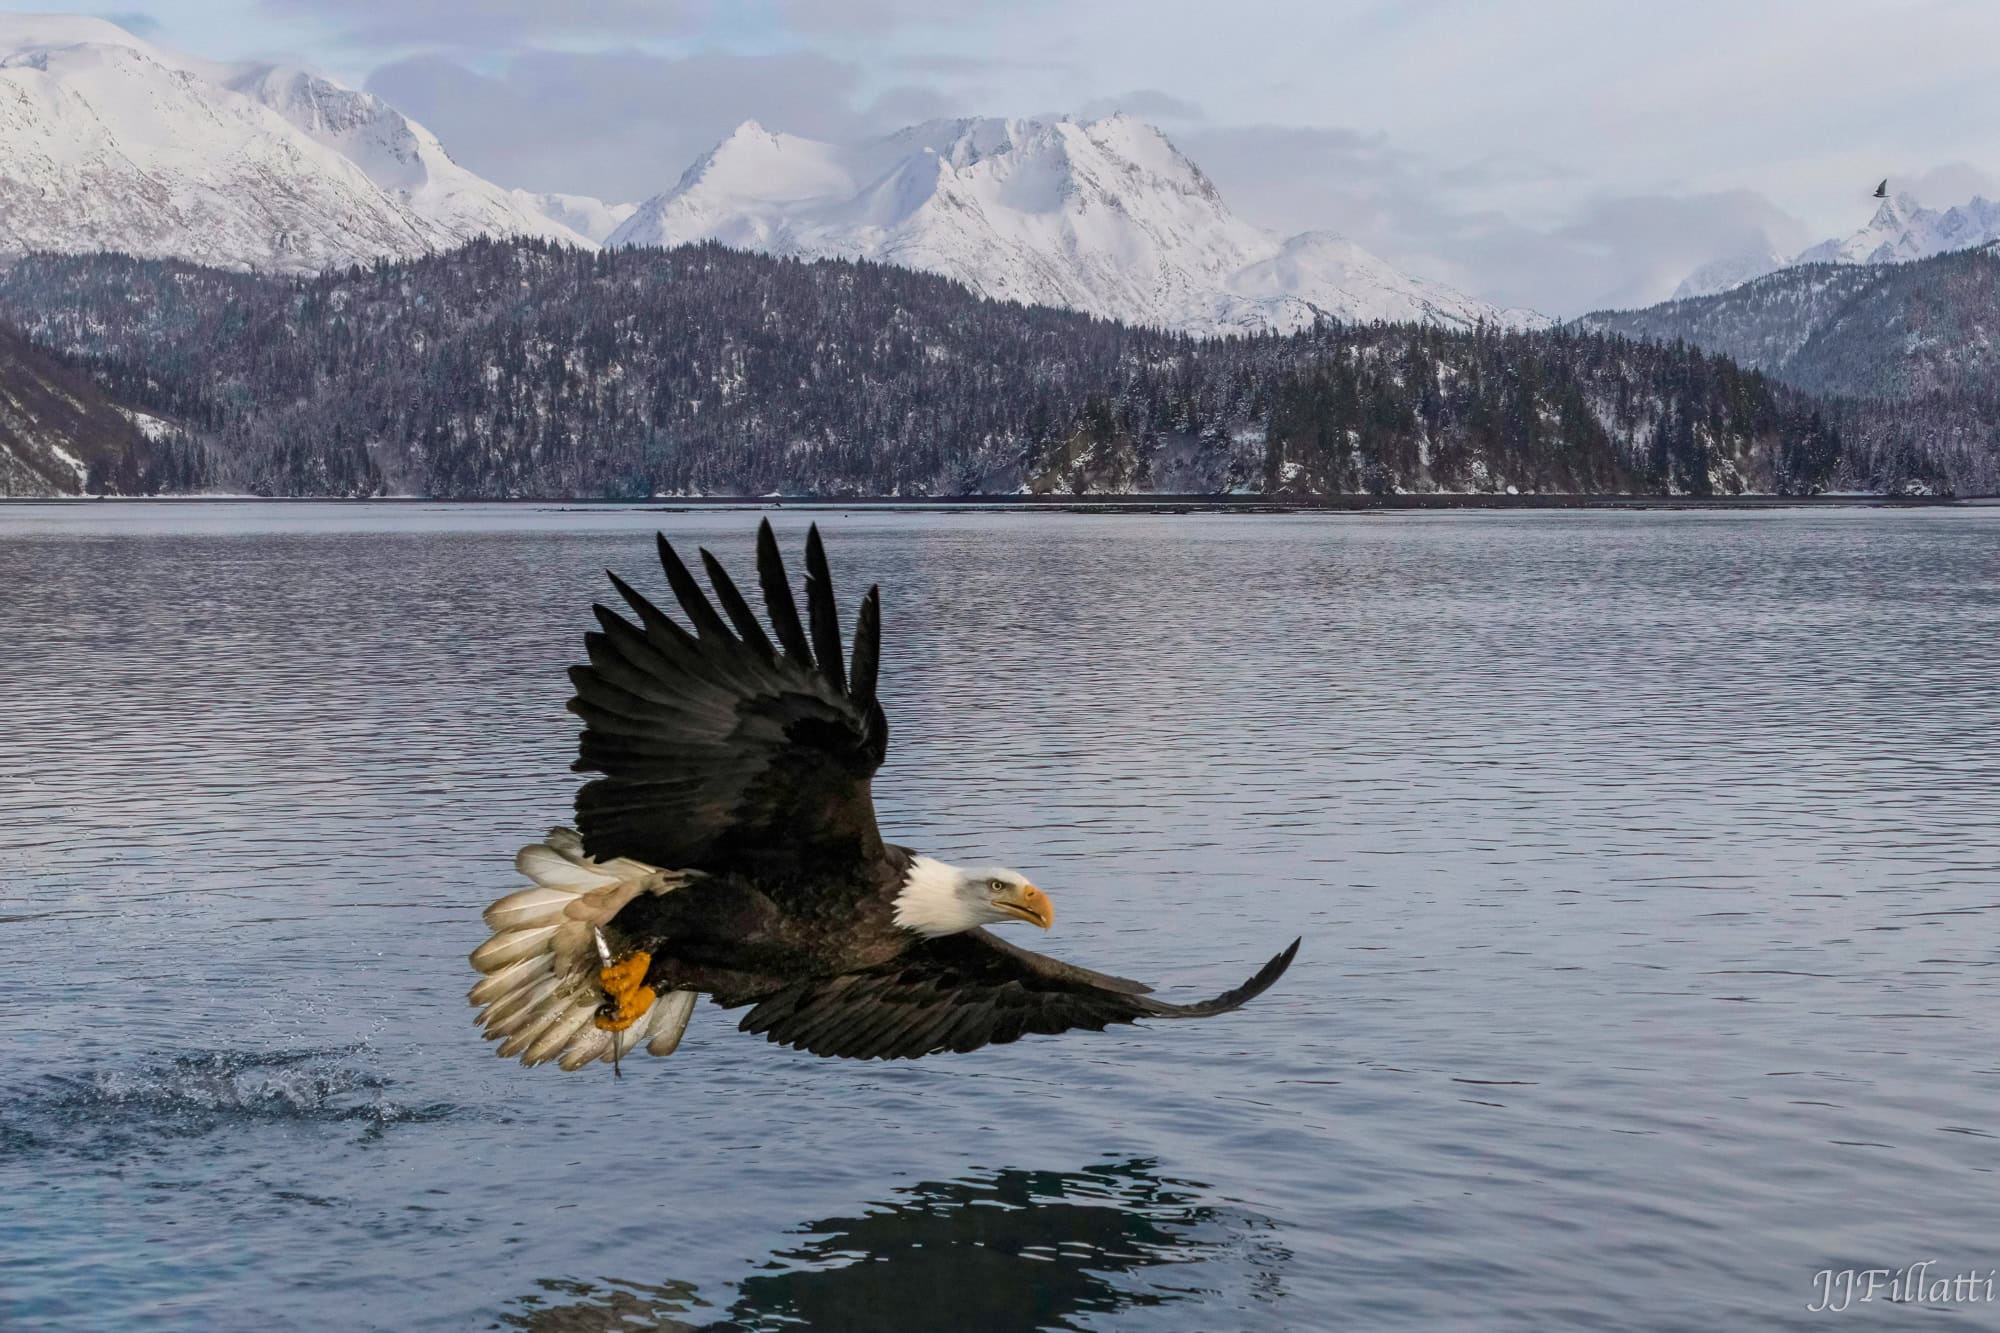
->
[893,856,1054,938]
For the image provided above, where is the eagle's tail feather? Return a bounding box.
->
[468,828,697,1070]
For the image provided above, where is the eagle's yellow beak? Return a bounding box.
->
[995,883,1054,929]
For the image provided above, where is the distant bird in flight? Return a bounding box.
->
[1873,179,1889,199]
[468,521,1299,1070]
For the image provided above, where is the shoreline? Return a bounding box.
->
[0,493,1985,513]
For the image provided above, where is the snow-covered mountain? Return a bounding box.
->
[0,19,1538,332]
[0,14,586,272]
[1674,192,2000,299]
[509,190,637,244]
[1795,193,2000,267]
[609,116,1546,335]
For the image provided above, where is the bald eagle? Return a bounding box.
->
[468,522,1299,1070]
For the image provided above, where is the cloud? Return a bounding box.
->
[1074,89,1205,123]
[1503,191,1812,313]
[1181,123,1810,316]
[1180,124,1430,235]
[862,83,958,127]
[1894,161,2000,209]
[368,48,898,201]
[774,0,1059,34]
[93,10,163,38]
[259,0,705,48]
[260,0,1042,49]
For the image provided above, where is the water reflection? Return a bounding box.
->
[501,1160,1288,1333]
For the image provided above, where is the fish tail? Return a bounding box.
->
[467,827,699,1071]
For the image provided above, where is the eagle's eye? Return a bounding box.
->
[988,878,1007,892]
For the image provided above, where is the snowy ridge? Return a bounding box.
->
[225,64,585,249]
[0,14,588,272]
[1675,192,2000,299]
[610,116,1546,336]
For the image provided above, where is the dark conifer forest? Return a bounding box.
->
[0,240,1976,497]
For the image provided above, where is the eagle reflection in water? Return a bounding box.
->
[498,1160,1288,1332]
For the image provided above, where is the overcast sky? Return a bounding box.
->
[55,0,2000,313]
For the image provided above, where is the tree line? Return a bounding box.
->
[0,239,1943,498]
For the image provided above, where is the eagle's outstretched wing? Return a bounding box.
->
[569,519,887,877]
[737,931,1301,1060]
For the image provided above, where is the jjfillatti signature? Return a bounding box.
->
[1809,1263,1997,1312]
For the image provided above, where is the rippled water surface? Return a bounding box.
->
[2,502,1997,1331]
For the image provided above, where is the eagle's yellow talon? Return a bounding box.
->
[594,950,656,1031]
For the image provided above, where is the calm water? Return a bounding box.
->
[2,503,1997,1332]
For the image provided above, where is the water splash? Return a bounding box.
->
[0,1045,455,1158]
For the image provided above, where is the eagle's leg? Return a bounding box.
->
[594,951,657,1032]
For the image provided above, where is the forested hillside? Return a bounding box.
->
[0,240,1943,498]
[0,321,208,495]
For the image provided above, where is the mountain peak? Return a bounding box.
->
[658,121,856,216]
[1865,193,1919,231]
[609,114,1543,335]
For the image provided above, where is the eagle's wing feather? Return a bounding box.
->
[570,519,888,877]
[737,931,1301,1060]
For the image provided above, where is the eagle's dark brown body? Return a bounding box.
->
[610,847,917,1005]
